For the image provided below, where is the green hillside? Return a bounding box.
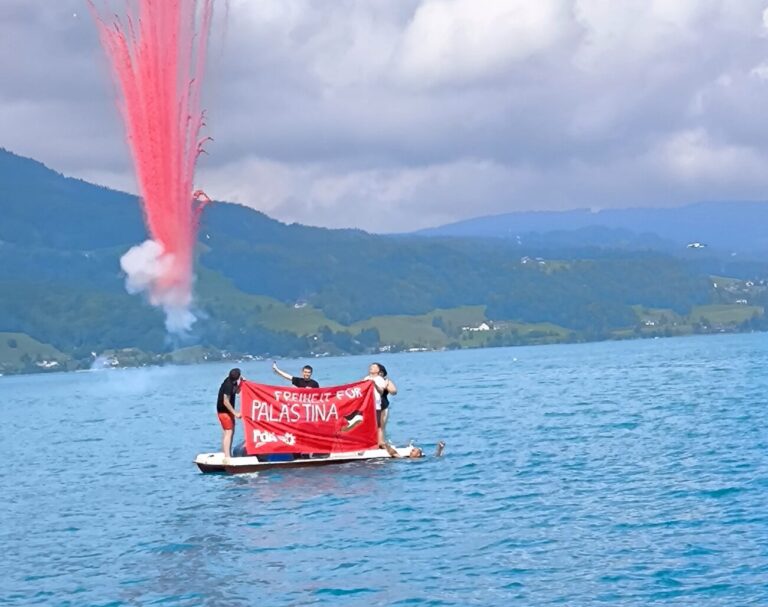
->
[0,332,70,375]
[2,147,768,375]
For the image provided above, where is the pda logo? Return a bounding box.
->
[252,429,296,448]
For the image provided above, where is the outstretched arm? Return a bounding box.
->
[272,362,293,382]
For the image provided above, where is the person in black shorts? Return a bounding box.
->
[375,363,397,438]
[272,362,319,388]
[216,368,242,459]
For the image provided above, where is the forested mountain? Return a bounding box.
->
[415,201,768,254]
[1,148,766,374]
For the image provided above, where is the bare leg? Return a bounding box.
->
[376,410,399,457]
[376,409,385,448]
[378,409,392,449]
[222,429,234,458]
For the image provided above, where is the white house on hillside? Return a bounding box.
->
[463,322,492,332]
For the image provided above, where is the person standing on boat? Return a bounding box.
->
[377,363,397,442]
[217,368,242,459]
[272,362,319,388]
[365,362,397,452]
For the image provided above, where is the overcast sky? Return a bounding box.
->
[3,1,768,232]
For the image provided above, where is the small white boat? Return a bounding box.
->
[195,446,420,474]
[197,378,444,474]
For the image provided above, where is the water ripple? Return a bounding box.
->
[2,335,768,605]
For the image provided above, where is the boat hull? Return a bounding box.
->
[195,447,415,474]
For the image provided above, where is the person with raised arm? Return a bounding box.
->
[272,361,319,388]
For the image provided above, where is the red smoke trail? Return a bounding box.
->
[89,0,214,332]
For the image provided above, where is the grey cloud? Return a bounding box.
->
[3,0,768,232]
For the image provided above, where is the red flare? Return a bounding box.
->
[89,0,215,312]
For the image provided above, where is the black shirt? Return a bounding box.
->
[292,377,319,389]
[217,378,239,413]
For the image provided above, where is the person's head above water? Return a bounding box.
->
[301,365,313,380]
[228,368,241,382]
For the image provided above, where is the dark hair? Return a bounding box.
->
[228,368,241,381]
[302,365,313,373]
[373,362,387,377]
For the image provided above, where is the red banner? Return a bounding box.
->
[240,380,379,455]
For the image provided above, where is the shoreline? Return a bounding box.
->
[1,326,763,378]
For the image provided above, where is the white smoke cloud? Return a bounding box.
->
[120,240,169,293]
[120,240,197,334]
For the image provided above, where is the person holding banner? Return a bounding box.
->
[272,361,319,388]
[217,368,242,459]
[365,362,399,456]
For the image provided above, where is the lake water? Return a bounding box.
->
[2,334,768,606]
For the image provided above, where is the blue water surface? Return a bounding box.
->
[2,333,768,606]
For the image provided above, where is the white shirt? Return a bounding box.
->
[366,375,387,410]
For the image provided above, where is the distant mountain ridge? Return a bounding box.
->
[415,202,768,253]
